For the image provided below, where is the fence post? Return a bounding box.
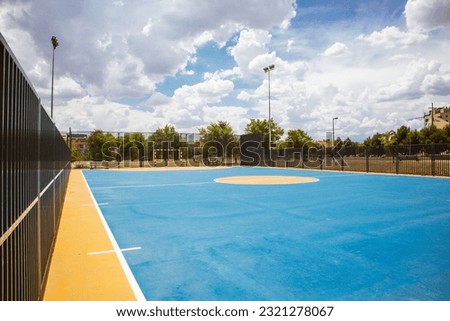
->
[301,148,305,168]
[431,154,436,176]
[395,156,400,174]
[430,143,436,176]
[37,98,42,294]
[431,143,436,176]
[365,147,369,173]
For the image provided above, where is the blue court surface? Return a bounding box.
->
[82,167,450,301]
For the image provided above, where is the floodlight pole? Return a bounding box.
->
[263,64,275,164]
[332,117,338,147]
[51,36,59,119]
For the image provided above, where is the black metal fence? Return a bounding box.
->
[239,134,450,176]
[249,144,450,177]
[73,131,450,176]
[1,33,71,300]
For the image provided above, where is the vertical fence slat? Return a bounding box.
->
[1,37,5,302]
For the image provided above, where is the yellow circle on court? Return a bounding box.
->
[214,176,319,185]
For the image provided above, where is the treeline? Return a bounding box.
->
[72,119,318,161]
[71,120,450,161]
[363,125,450,147]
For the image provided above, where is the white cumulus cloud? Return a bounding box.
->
[320,42,349,57]
[375,59,442,101]
[405,0,450,32]
[229,29,272,75]
[357,26,428,48]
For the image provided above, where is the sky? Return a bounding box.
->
[1,0,450,141]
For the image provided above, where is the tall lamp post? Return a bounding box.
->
[51,36,59,119]
[263,64,275,162]
[332,117,338,147]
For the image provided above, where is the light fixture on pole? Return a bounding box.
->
[50,36,59,119]
[263,64,275,163]
[332,117,338,147]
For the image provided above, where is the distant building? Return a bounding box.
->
[61,132,89,158]
[424,106,450,129]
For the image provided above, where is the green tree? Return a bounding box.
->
[148,125,185,161]
[334,136,343,147]
[418,125,446,144]
[380,130,397,146]
[285,129,315,148]
[364,131,397,147]
[396,125,411,145]
[245,118,284,149]
[406,129,421,145]
[121,132,147,161]
[364,132,382,146]
[70,145,90,161]
[342,137,359,147]
[87,130,117,161]
[149,124,181,148]
[443,125,450,143]
[198,121,238,157]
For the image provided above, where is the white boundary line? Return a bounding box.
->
[245,165,450,180]
[92,181,215,190]
[81,171,146,301]
[87,246,142,256]
[213,176,320,185]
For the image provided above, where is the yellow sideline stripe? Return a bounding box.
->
[43,170,138,301]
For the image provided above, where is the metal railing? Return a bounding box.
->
[239,134,449,176]
[70,131,449,176]
[257,144,450,177]
[1,33,71,300]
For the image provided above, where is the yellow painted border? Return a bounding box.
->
[43,170,139,301]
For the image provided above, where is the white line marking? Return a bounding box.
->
[92,181,214,190]
[81,171,146,301]
[81,202,109,207]
[87,246,142,256]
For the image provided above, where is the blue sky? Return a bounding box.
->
[1,0,450,141]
